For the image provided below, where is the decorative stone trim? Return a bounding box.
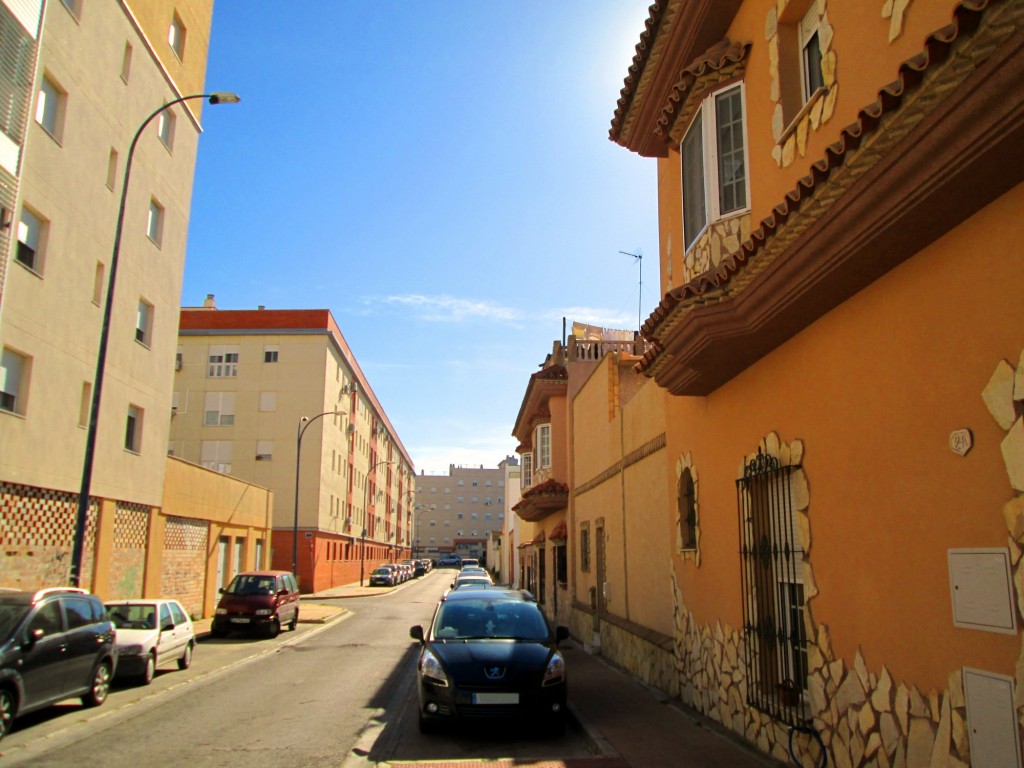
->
[766,0,838,168]
[675,452,701,566]
[682,214,753,286]
[882,0,914,42]
[984,349,1024,492]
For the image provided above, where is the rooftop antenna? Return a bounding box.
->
[620,249,643,330]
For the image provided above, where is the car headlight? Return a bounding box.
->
[255,609,272,616]
[542,651,565,686]
[120,644,144,656]
[215,608,227,615]
[420,648,448,687]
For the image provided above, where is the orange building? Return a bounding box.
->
[592,0,1024,764]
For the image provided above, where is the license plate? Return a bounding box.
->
[230,617,251,624]
[472,692,519,705]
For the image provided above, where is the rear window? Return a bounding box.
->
[107,604,157,630]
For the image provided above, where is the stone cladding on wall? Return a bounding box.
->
[160,516,209,618]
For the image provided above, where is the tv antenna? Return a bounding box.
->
[620,249,643,330]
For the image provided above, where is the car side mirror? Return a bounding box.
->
[409,625,424,642]
[555,626,569,644]
[162,622,175,632]
[21,627,43,650]
[218,587,225,594]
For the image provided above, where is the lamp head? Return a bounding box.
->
[208,92,241,105]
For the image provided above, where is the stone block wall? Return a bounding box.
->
[160,515,209,618]
[108,502,149,599]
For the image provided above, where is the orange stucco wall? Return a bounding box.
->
[665,182,1024,691]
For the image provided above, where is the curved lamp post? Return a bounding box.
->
[70,92,240,588]
[294,411,343,577]
[359,459,392,586]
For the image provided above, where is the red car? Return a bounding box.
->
[211,571,300,638]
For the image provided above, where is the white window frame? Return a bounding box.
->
[799,7,824,104]
[200,440,232,474]
[168,13,186,59]
[0,347,29,415]
[522,453,532,488]
[157,107,175,150]
[16,206,46,273]
[256,440,273,461]
[147,198,164,245]
[263,346,279,363]
[204,391,235,426]
[35,73,65,139]
[680,82,751,252]
[536,424,551,469]
[208,346,239,377]
[125,404,143,453]
[135,299,153,346]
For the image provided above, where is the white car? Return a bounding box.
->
[105,599,195,685]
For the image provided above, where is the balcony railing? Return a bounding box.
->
[567,336,651,362]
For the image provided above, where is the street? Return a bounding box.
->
[0,572,595,767]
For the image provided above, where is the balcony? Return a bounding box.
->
[512,478,569,523]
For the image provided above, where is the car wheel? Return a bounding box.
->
[417,711,441,735]
[140,652,156,685]
[177,642,193,670]
[266,617,281,638]
[82,660,112,707]
[0,686,15,743]
[288,610,299,631]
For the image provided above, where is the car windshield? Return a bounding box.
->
[225,575,277,596]
[0,602,30,642]
[107,604,157,630]
[433,599,549,641]
[372,568,390,575]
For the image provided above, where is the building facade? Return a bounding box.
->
[413,462,510,563]
[0,0,260,601]
[173,300,416,593]
[585,1,1024,765]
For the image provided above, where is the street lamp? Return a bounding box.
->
[294,411,343,578]
[70,92,240,588]
[359,459,392,586]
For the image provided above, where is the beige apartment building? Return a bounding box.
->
[413,460,512,564]
[0,0,270,600]
[172,300,416,593]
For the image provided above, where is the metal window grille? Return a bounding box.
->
[678,468,697,549]
[737,448,808,726]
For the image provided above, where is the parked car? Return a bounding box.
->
[449,575,493,592]
[409,587,569,734]
[105,599,195,684]
[211,571,300,638]
[369,567,397,587]
[413,560,427,577]
[460,558,480,568]
[0,588,117,742]
[436,554,461,568]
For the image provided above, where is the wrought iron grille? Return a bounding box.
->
[737,448,808,726]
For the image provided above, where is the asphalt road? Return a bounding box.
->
[0,571,594,766]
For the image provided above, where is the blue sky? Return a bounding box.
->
[184,2,660,475]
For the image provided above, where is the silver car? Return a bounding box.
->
[105,599,195,685]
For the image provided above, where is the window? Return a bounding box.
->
[0,347,29,414]
[263,346,278,363]
[168,12,186,59]
[259,391,276,411]
[204,392,235,426]
[680,84,749,251]
[79,382,91,427]
[92,262,105,305]
[522,453,532,488]
[799,8,824,102]
[15,206,45,272]
[678,468,697,550]
[737,449,806,723]
[208,346,238,377]
[120,42,132,82]
[555,544,567,584]
[135,299,153,346]
[457,512,464,520]
[157,107,175,150]
[536,424,551,469]
[106,148,118,190]
[61,0,81,15]
[147,198,164,245]
[124,404,143,452]
[35,73,65,139]
[579,523,591,572]
[200,440,232,474]
[256,440,273,461]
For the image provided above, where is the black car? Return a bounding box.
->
[0,588,117,742]
[409,587,569,735]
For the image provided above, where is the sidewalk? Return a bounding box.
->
[196,579,786,767]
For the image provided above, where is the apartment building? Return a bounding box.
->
[172,300,416,593]
[413,461,511,563]
[0,1,270,602]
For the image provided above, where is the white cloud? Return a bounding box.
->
[546,305,634,329]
